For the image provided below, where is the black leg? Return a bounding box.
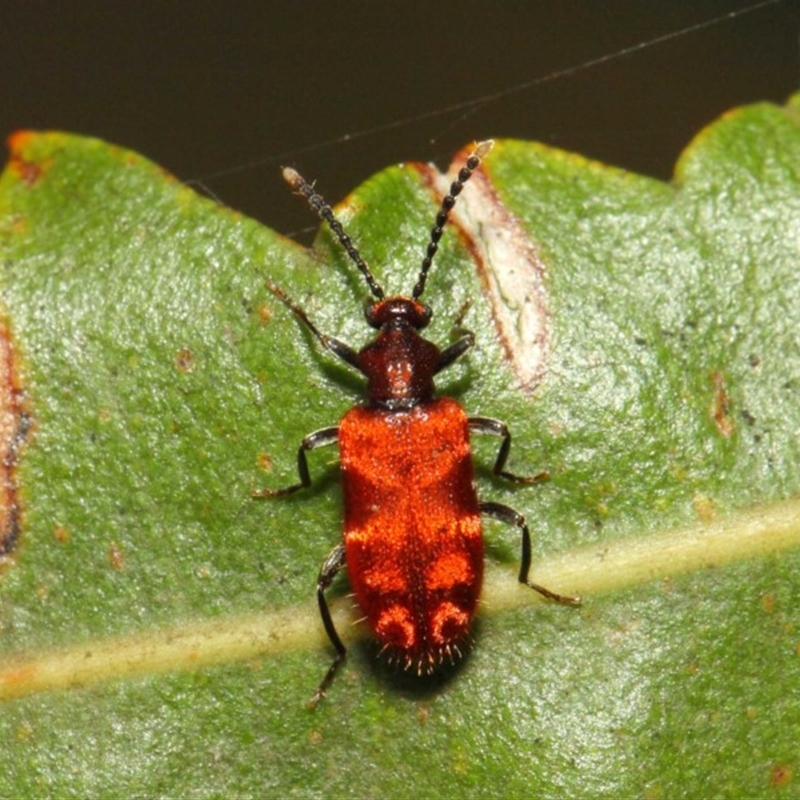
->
[480,501,580,605]
[435,301,474,374]
[469,416,550,484]
[309,543,348,708]
[252,426,339,497]
[436,332,475,373]
[267,281,363,372]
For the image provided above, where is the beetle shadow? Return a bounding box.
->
[353,623,481,702]
[302,343,365,399]
[435,367,474,401]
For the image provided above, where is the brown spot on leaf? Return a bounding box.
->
[0,316,31,566]
[769,763,793,788]
[257,302,273,324]
[710,371,734,437]
[175,348,194,373]
[108,543,124,571]
[6,131,51,187]
[693,494,716,523]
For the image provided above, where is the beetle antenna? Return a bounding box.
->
[282,167,385,300]
[412,140,493,300]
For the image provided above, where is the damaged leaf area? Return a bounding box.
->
[1,93,800,798]
[0,313,29,562]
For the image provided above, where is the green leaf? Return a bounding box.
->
[1,91,800,797]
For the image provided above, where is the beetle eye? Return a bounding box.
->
[365,301,381,328]
[418,304,433,329]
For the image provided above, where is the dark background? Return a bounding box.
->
[2,0,798,237]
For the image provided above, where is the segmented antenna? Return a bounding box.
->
[412,140,494,300]
[282,167,385,300]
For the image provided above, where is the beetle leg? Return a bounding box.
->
[468,416,550,484]
[310,542,348,708]
[267,282,362,372]
[480,501,580,605]
[436,332,475,373]
[252,426,339,497]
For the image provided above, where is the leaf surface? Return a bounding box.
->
[1,95,800,797]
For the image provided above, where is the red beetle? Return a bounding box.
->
[256,141,578,705]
